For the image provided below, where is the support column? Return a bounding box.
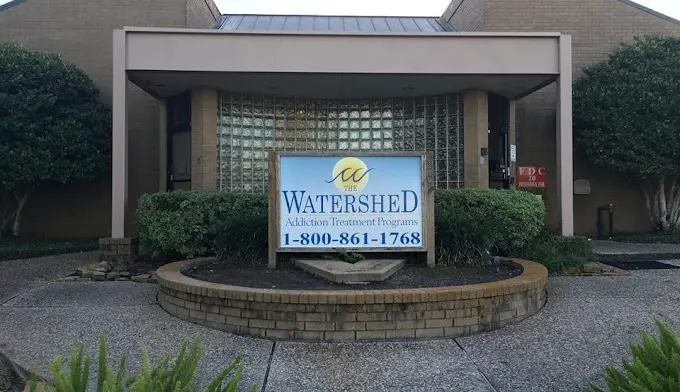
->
[557,35,574,236]
[463,90,489,188]
[103,29,138,264]
[158,99,168,192]
[508,100,517,190]
[111,29,128,238]
[190,88,218,190]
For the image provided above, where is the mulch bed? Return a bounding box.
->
[183,260,522,290]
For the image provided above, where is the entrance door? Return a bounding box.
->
[488,93,510,189]
[167,93,191,191]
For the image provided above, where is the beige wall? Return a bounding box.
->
[446,0,680,235]
[0,0,218,237]
[190,89,218,190]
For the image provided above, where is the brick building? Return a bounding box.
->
[443,0,680,234]
[0,0,676,243]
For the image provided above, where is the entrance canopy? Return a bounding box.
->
[112,27,573,237]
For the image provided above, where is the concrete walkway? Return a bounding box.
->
[2,253,680,391]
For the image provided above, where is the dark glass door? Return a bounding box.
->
[167,93,191,191]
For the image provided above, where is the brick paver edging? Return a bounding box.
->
[156,259,547,341]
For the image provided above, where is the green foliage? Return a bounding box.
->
[0,237,99,262]
[28,333,256,392]
[139,189,547,266]
[611,230,680,244]
[509,230,595,273]
[573,35,680,178]
[587,320,680,392]
[213,211,268,264]
[136,190,267,259]
[0,43,111,236]
[434,189,545,265]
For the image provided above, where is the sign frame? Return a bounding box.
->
[268,150,435,269]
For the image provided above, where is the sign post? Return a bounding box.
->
[268,151,435,268]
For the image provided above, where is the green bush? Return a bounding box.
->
[0,237,99,262]
[587,320,680,392]
[611,230,680,244]
[28,333,256,392]
[136,190,266,259]
[213,211,268,264]
[434,189,545,265]
[509,230,595,272]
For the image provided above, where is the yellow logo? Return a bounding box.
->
[326,157,373,193]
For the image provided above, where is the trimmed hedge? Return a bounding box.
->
[137,190,266,258]
[434,189,545,264]
[510,230,595,273]
[138,188,546,265]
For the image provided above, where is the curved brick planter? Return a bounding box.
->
[156,259,547,341]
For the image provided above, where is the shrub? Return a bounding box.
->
[587,320,680,392]
[0,43,111,237]
[27,333,257,392]
[213,210,268,264]
[509,230,595,272]
[136,191,266,259]
[434,189,545,265]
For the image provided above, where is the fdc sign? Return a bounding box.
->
[267,152,435,268]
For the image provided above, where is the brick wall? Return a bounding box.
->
[157,258,548,341]
[0,0,219,237]
[187,0,220,28]
[442,0,485,32]
[447,0,680,234]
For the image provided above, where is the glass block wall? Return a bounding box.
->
[217,93,464,192]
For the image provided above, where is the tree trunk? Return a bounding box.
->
[668,176,680,227]
[643,176,680,231]
[11,190,30,237]
[658,175,670,230]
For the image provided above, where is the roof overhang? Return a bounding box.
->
[119,27,567,100]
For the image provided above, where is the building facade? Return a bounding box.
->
[0,0,220,237]
[0,0,676,240]
[443,0,680,234]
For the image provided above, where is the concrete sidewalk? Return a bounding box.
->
[2,253,680,391]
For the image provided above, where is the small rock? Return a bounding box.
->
[76,267,90,277]
[582,262,604,274]
[115,277,130,281]
[76,277,91,282]
[147,277,158,284]
[92,271,106,281]
[562,267,581,275]
[131,274,150,283]
[106,272,120,280]
[98,261,112,270]
[93,267,108,273]
[119,272,131,278]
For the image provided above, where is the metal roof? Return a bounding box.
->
[215,14,456,32]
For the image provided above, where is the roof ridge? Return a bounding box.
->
[219,13,445,19]
[0,0,31,13]
[615,0,680,26]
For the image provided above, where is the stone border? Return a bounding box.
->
[156,259,548,341]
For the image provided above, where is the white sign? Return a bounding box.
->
[278,155,424,250]
[510,144,517,162]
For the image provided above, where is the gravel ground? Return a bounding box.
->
[3,252,680,391]
[185,262,521,290]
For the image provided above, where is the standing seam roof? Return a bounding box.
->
[214,14,457,32]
